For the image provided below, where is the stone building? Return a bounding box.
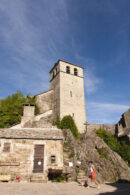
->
[0,128,63,182]
[0,59,87,182]
[36,59,87,133]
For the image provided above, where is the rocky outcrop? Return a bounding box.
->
[63,129,130,184]
[116,108,130,143]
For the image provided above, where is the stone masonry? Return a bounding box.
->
[0,128,63,182]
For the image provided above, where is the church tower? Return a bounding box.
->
[50,60,87,133]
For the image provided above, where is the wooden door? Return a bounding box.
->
[33,145,44,173]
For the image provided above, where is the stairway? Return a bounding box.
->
[76,170,87,185]
[30,174,47,183]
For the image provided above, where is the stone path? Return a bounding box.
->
[0,182,130,195]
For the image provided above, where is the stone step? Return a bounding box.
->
[30,174,47,183]
[78,173,86,176]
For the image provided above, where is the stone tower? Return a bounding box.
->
[50,60,86,133]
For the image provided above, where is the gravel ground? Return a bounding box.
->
[0,181,130,195]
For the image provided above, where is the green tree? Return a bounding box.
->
[0,91,39,128]
[0,91,26,128]
[60,115,79,139]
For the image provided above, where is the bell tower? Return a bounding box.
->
[50,60,87,133]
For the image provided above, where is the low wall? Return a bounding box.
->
[87,124,116,135]
[35,90,54,114]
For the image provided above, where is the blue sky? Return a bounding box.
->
[0,0,130,124]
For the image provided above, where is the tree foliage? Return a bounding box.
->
[96,129,130,165]
[0,91,39,128]
[54,115,79,139]
[60,115,79,139]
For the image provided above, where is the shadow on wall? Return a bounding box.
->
[100,180,130,195]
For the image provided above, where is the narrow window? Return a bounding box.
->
[66,66,70,74]
[51,155,56,163]
[3,143,10,152]
[53,71,55,79]
[70,91,72,97]
[72,113,74,117]
[56,67,57,74]
[74,68,78,76]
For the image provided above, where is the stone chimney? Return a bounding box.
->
[21,104,35,125]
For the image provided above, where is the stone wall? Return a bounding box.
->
[23,111,53,128]
[0,138,63,182]
[87,124,116,135]
[116,108,130,140]
[35,90,54,114]
[124,108,130,128]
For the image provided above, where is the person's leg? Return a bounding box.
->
[87,177,91,188]
[94,179,100,189]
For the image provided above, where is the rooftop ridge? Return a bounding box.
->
[50,59,84,73]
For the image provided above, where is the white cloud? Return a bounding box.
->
[0,0,68,96]
[84,69,101,94]
[87,102,130,124]
[75,54,102,94]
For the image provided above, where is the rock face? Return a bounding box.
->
[63,129,130,184]
[116,108,130,143]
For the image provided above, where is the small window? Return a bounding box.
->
[51,155,56,163]
[3,143,10,152]
[66,66,70,74]
[70,91,72,97]
[56,68,57,74]
[74,68,78,76]
[72,113,74,117]
[53,71,55,79]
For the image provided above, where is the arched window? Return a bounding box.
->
[66,66,70,74]
[74,68,78,76]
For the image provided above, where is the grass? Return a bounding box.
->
[69,151,75,158]
[97,147,111,160]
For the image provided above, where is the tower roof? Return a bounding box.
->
[49,59,84,73]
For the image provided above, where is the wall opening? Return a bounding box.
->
[66,66,70,74]
[74,68,78,76]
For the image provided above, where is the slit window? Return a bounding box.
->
[66,66,70,74]
[3,143,10,152]
[74,68,78,76]
[70,91,72,97]
[53,71,55,79]
[51,155,56,163]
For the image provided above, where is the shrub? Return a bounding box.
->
[96,129,130,165]
[97,147,111,160]
[53,115,61,129]
[69,151,75,158]
[60,115,79,139]
[56,174,68,182]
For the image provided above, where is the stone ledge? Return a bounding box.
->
[0,175,11,181]
[0,162,20,166]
